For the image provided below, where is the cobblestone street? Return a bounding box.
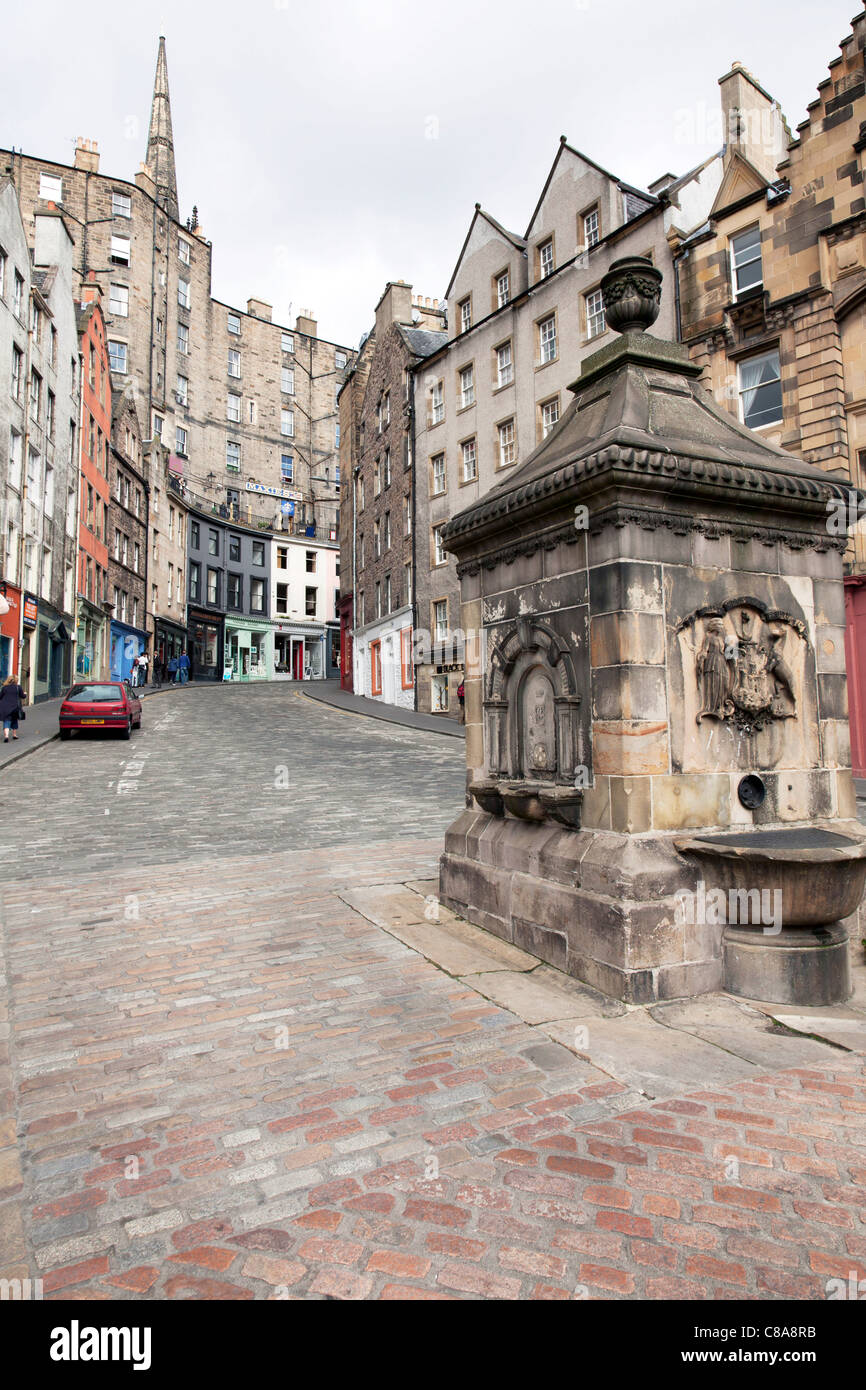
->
[0,685,864,1302]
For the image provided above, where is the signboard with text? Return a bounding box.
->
[23,595,37,628]
[245,481,302,502]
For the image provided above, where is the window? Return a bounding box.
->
[280,454,294,481]
[431,380,444,424]
[39,172,62,201]
[274,544,287,570]
[539,314,557,364]
[585,288,605,339]
[109,284,128,317]
[370,640,382,696]
[496,341,513,388]
[496,270,510,308]
[153,415,163,437]
[207,568,219,604]
[176,425,188,455]
[431,453,446,495]
[112,191,131,218]
[383,391,391,426]
[433,525,447,566]
[404,489,412,535]
[11,346,22,399]
[305,586,317,617]
[14,272,24,319]
[208,529,219,556]
[227,312,241,335]
[110,236,130,265]
[226,535,240,563]
[384,573,391,613]
[178,237,191,265]
[0,247,5,300]
[459,298,471,333]
[177,323,189,355]
[177,279,191,310]
[226,440,240,472]
[738,349,782,429]
[133,541,140,573]
[227,572,241,609]
[374,518,381,557]
[336,350,347,369]
[357,475,365,510]
[281,366,294,395]
[191,521,200,548]
[539,238,554,279]
[731,225,763,298]
[8,429,22,490]
[281,408,294,437]
[383,512,391,551]
[375,581,382,618]
[304,550,317,575]
[405,561,413,605]
[252,541,265,566]
[44,461,55,514]
[176,374,189,406]
[498,418,516,467]
[384,448,391,488]
[433,599,448,641]
[541,398,560,438]
[461,437,477,483]
[275,581,288,614]
[228,349,241,378]
[189,561,201,600]
[459,365,474,409]
[281,331,294,353]
[30,370,42,421]
[227,392,241,422]
[46,390,55,439]
[583,207,599,249]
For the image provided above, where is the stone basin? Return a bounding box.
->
[673,827,866,1005]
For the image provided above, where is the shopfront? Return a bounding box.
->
[31,604,74,701]
[0,584,22,682]
[75,598,108,682]
[224,618,273,681]
[154,617,186,676]
[187,609,224,682]
[272,621,326,680]
[110,618,147,683]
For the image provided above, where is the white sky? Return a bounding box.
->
[2,0,854,347]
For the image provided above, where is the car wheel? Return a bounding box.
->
[121,718,132,740]
[59,729,72,741]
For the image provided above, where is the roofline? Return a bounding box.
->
[209,295,354,353]
[444,204,526,301]
[523,136,658,242]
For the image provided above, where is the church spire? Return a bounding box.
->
[145,36,179,221]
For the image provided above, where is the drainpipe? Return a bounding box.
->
[409,368,418,712]
[17,286,36,702]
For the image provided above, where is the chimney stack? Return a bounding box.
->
[74,138,100,173]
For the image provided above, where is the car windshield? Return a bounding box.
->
[65,685,124,703]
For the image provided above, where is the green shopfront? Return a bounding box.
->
[224,617,274,681]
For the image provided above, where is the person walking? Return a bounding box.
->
[457,677,465,725]
[0,674,27,743]
[179,649,190,684]
[138,651,149,687]
[168,654,179,684]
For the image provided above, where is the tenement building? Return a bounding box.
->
[108,387,148,680]
[412,137,724,717]
[674,17,866,771]
[338,281,446,705]
[2,37,353,551]
[75,280,112,680]
[0,186,80,699]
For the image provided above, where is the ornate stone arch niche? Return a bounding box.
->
[472,617,584,828]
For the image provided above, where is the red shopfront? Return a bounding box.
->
[337,591,353,691]
[0,584,22,681]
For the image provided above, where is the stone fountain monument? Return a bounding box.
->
[438,257,866,1007]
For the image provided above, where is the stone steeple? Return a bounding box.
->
[145,36,179,221]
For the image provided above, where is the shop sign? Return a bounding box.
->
[245,482,302,502]
[23,595,38,628]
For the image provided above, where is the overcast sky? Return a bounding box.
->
[3,0,853,346]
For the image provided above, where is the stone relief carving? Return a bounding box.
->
[681,600,807,736]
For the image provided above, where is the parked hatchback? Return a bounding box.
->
[59,682,142,740]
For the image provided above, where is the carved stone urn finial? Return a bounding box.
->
[600,255,663,334]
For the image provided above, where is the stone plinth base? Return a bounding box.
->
[723,922,852,1005]
[438,809,723,1004]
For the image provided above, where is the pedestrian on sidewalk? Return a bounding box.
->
[179,649,190,684]
[168,655,179,684]
[0,674,27,743]
[138,651,149,687]
[457,677,465,724]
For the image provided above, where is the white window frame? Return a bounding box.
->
[461,437,477,483]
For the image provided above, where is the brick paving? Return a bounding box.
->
[0,684,864,1300]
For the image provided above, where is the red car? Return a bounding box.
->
[59,681,142,740]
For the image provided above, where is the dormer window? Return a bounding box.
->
[459,297,471,333]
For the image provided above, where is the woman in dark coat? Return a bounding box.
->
[0,674,26,742]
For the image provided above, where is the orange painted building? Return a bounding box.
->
[75,279,112,680]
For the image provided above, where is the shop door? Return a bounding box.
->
[292,639,304,680]
[49,639,64,697]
